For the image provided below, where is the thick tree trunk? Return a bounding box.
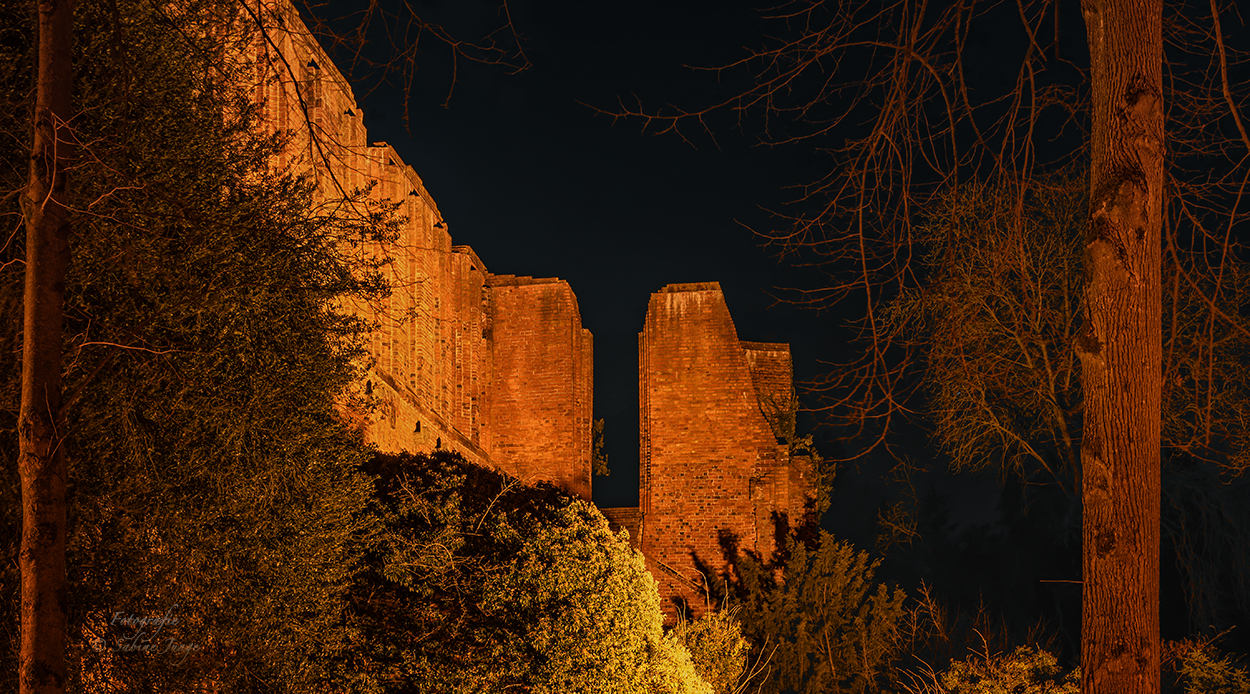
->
[1077,1,1163,694]
[18,0,74,692]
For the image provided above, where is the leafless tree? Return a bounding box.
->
[608,0,1250,692]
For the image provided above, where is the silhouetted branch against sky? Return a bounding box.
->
[278,0,1248,510]
[605,0,1249,470]
[294,0,530,127]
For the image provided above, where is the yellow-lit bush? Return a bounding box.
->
[356,451,714,694]
[648,630,716,694]
[1167,640,1250,694]
[938,646,1079,694]
[672,610,750,694]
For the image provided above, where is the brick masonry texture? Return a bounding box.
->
[634,283,814,620]
[243,0,591,497]
[488,276,593,500]
[243,1,813,618]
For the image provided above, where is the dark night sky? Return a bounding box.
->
[310,0,846,509]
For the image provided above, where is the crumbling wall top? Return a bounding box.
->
[659,281,721,293]
[487,274,564,287]
[741,341,790,353]
[366,142,442,218]
[452,246,488,274]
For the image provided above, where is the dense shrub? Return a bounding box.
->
[904,639,1250,694]
[672,610,751,694]
[351,451,712,693]
[1165,640,1250,694]
[936,646,1079,694]
[727,531,908,694]
[0,0,393,690]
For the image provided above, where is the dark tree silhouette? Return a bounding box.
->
[9,0,525,690]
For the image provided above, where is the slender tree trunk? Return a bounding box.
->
[18,0,74,692]
[1077,1,1163,694]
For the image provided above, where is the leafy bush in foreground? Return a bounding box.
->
[937,645,1079,694]
[728,531,908,694]
[672,610,751,694]
[350,450,711,693]
[1165,639,1250,694]
[903,638,1250,694]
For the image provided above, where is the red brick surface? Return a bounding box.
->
[743,342,793,416]
[245,4,592,495]
[488,276,593,499]
[599,507,644,548]
[638,284,812,620]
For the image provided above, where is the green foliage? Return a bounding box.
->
[935,646,1079,694]
[649,630,716,694]
[0,0,397,690]
[727,531,907,694]
[352,451,712,693]
[1166,640,1250,694]
[758,390,835,518]
[1177,651,1250,694]
[903,630,1250,694]
[671,610,750,694]
[793,430,835,519]
[594,417,611,477]
[907,640,1250,694]
[480,502,660,690]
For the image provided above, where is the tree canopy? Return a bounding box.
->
[2,0,396,688]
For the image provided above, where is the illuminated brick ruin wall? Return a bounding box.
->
[602,283,814,620]
[244,0,591,492]
[489,276,594,500]
[243,1,811,616]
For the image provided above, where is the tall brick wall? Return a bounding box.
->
[638,283,811,619]
[741,342,812,533]
[449,246,492,452]
[242,0,592,493]
[488,276,593,500]
[248,0,368,191]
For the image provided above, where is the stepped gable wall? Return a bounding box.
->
[742,342,792,414]
[741,341,812,527]
[487,275,593,500]
[638,282,797,620]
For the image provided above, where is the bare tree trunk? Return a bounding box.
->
[18,0,74,692]
[1077,1,1163,694]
